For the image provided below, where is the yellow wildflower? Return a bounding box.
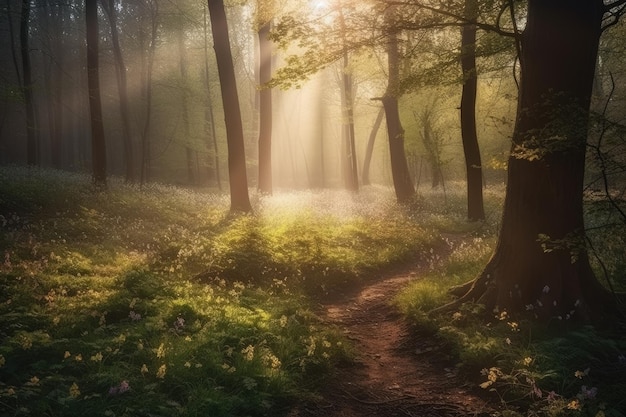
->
[69,383,80,398]
[156,364,166,379]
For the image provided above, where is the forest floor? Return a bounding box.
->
[288,239,497,417]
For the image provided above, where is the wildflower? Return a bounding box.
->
[580,385,597,400]
[27,376,40,386]
[523,357,533,366]
[547,391,559,402]
[279,315,288,328]
[452,311,463,320]
[156,364,167,379]
[18,334,32,350]
[505,338,511,345]
[542,285,550,294]
[184,361,191,368]
[140,364,149,375]
[242,345,255,361]
[63,351,71,359]
[574,368,590,379]
[90,352,103,362]
[306,336,316,356]
[508,321,520,332]
[567,399,581,410]
[75,354,83,361]
[109,380,130,395]
[173,316,185,331]
[156,343,166,359]
[129,311,142,321]
[7,387,15,396]
[69,383,80,398]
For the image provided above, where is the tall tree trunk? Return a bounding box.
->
[102,0,134,182]
[382,9,414,203]
[139,1,158,186]
[362,106,384,186]
[86,0,107,186]
[203,4,221,190]
[208,0,252,213]
[177,29,196,185]
[448,0,615,322]
[460,0,485,221]
[338,4,358,192]
[257,20,272,194]
[20,0,38,166]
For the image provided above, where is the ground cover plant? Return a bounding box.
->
[397,187,626,416]
[0,166,437,417]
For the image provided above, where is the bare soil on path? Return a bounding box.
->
[288,242,496,417]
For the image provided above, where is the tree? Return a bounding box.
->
[208,0,252,213]
[256,6,273,194]
[362,106,385,185]
[102,0,134,182]
[382,5,415,203]
[445,0,625,321]
[203,3,222,190]
[86,0,107,186]
[19,0,37,165]
[338,1,359,192]
[138,0,158,186]
[459,0,485,220]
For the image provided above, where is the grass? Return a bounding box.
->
[0,166,437,417]
[395,185,626,416]
[1,166,624,416]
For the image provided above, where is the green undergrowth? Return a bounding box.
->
[396,198,626,416]
[0,167,436,416]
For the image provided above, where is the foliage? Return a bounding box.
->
[0,167,435,416]
[396,184,626,417]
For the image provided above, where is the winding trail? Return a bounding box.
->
[289,241,495,417]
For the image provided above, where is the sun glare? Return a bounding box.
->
[312,0,329,11]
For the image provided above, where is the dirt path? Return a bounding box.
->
[288,247,495,417]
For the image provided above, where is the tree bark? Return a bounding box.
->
[383,9,414,204]
[203,4,221,190]
[139,1,158,186]
[257,20,273,194]
[339,4,358,192]
[86,0,107,187]
[208,0,252,213]
[362,106,385,186]
[460,0,485,221]
[102,0,134,183]
[448,0,616,322]
[20,0,38,166]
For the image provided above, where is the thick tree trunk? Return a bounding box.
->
[86,0,107,186]
[450,0,615,321]
[460,0,485,221]
[257,20,273,194]
[362,106,384,186]
[208,0,252,213]
[383,11,414,203]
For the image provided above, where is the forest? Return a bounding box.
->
[1,0,626,416]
